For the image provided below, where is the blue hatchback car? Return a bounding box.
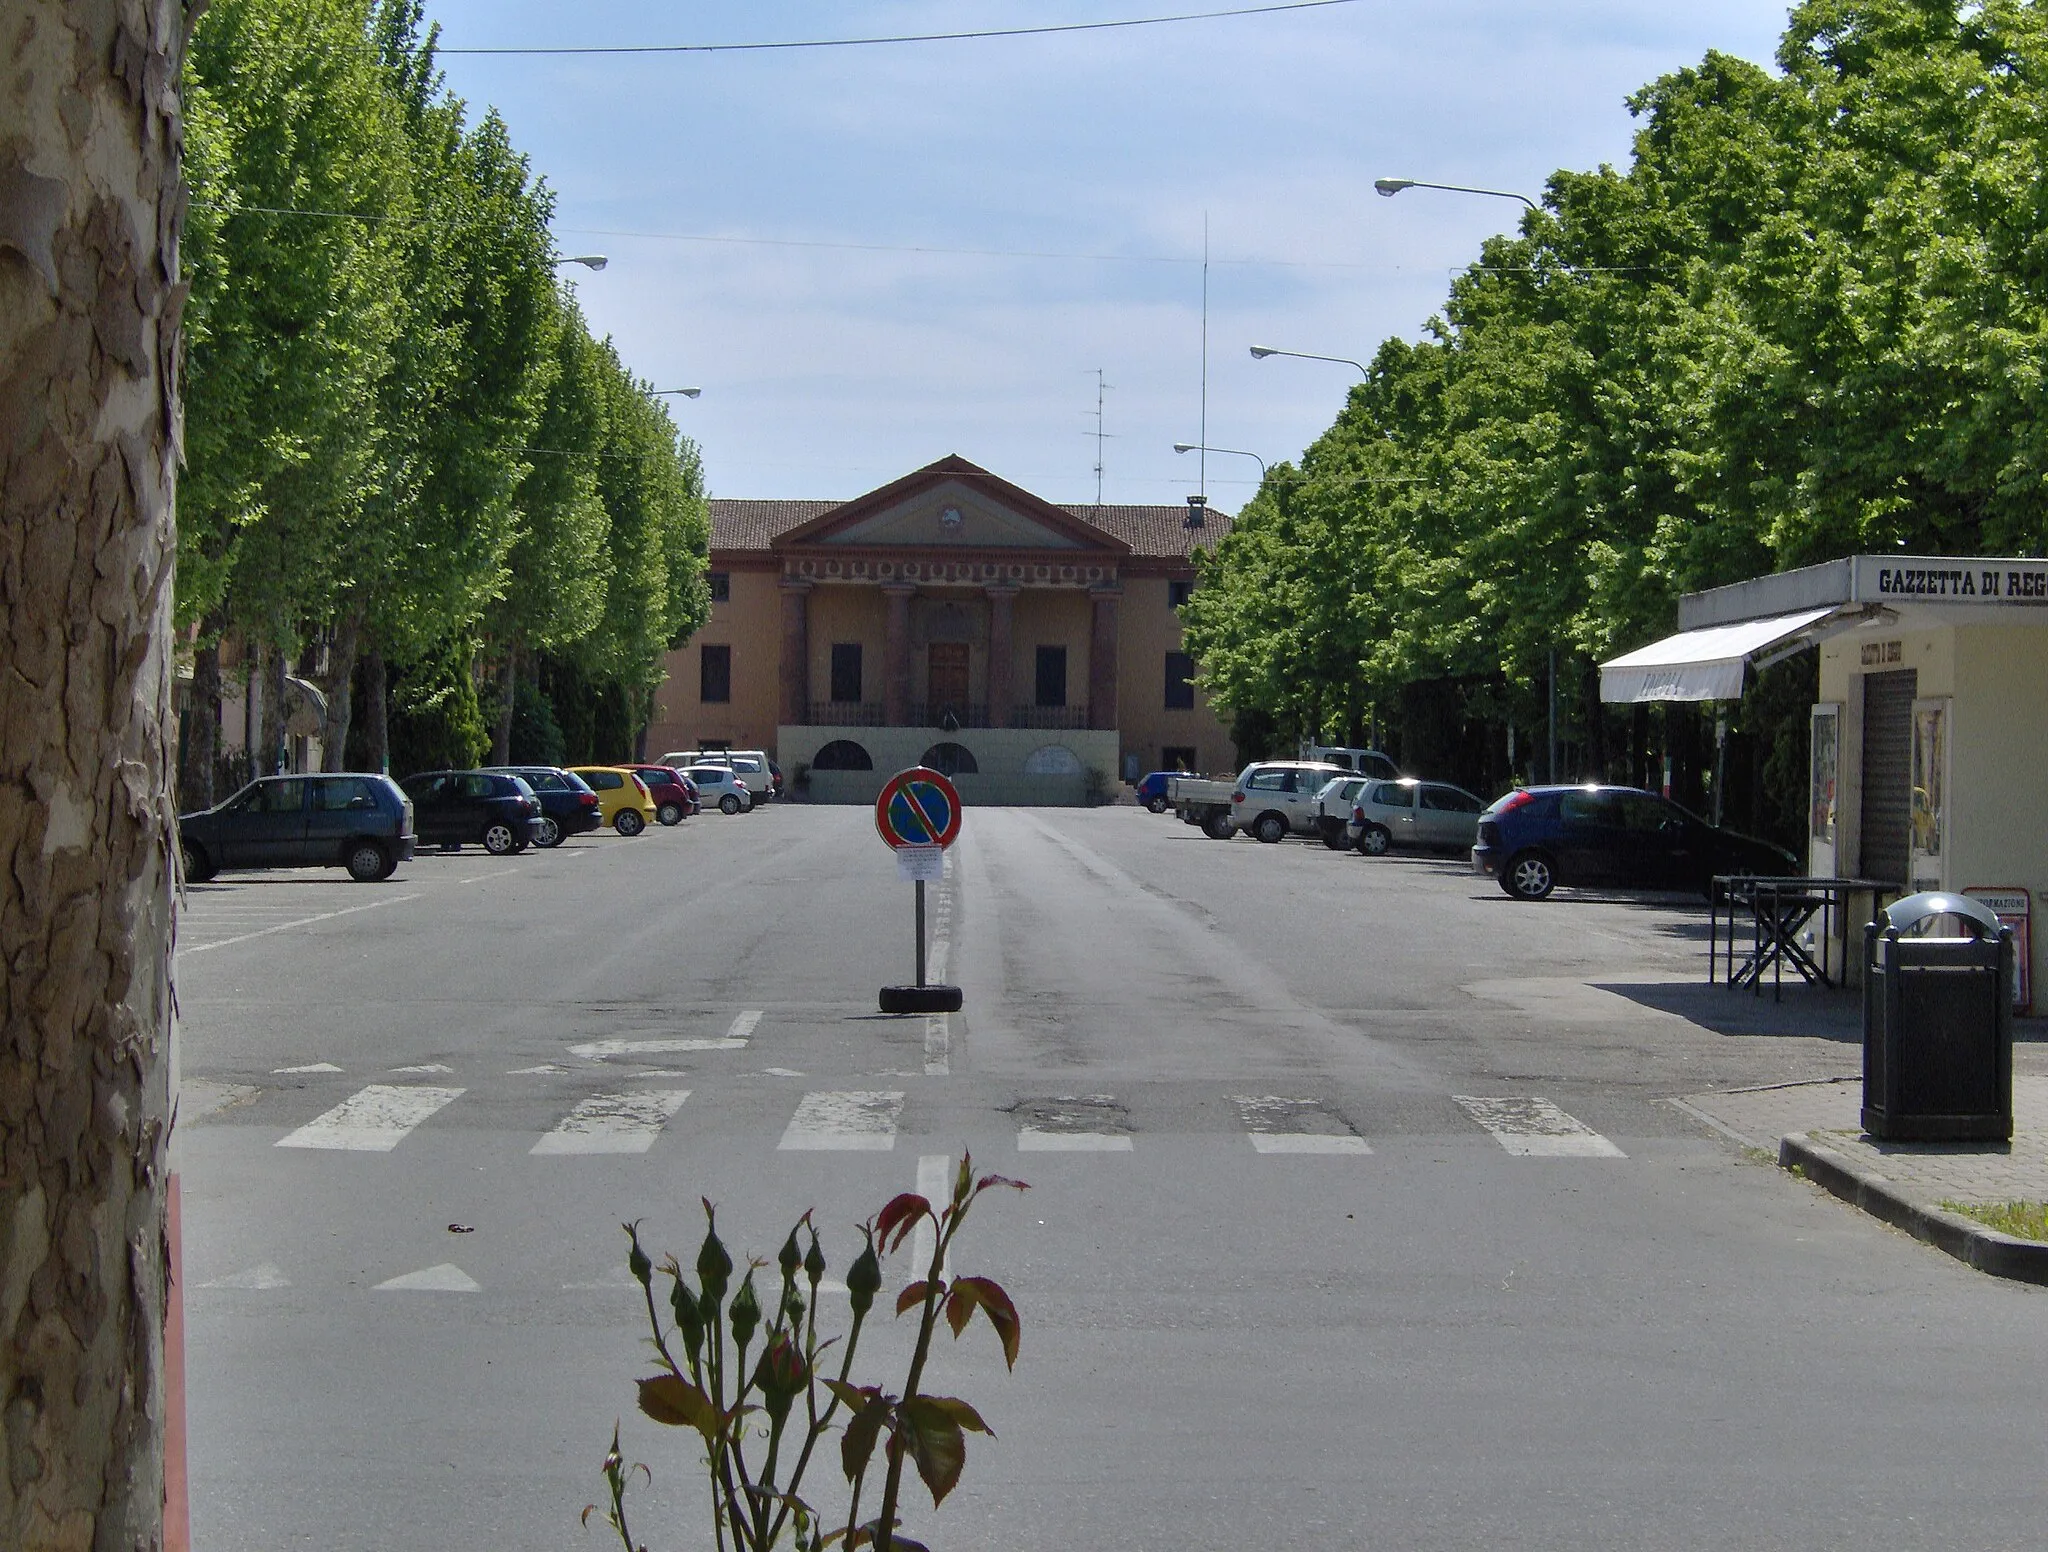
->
[1135,771,1176,812]
[1472,784,1795,901]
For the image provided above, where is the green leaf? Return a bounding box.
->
[919,1394,994,1436]
[636,1374,717,1439]
[896,1396,970,1506]
[839,1395,892,1482]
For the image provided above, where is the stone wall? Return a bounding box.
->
[781,725,1118,806]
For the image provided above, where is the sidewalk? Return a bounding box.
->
[1677,1075,2048,1285]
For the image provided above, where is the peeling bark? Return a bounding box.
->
[320,609,360,773]
[0,4,192,1549]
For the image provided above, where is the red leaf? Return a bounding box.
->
[823,1378,881,1413]
[942,1281,978,1338]
[952,1276,1020,1369]
[840,1395,892,1482]
[873,1192,932,1253]
[975,1173,1030,1194]
[920,1393,994,1436]
[636,1374,718,1439]
[895,1279,935,1317]
[897,1396,969,1505]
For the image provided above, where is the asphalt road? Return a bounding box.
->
[176,804,2048,1551]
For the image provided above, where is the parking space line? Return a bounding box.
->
[180,893,421,954]
[923,1014,949,1075]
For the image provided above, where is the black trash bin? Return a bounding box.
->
[1862,892,2014,1143]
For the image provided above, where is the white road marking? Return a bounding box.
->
[531,1088,690,1155]
[568,1037,746,1059]
[1018,1129,1133,1152]
[198,1263,291,1290]
[1234,1095,1372,1154]
[275,1084,465,1151]
[778,1091,904,1151]
[180,893,421,954]
[390,1063,453,1074]
[923,1014,950,1076]
[927,872,953,982]
[727,1010,763,1041]
[910,1154,951,1278]
[562,1265,642,1291]
[760,1066,805,1078]
[507,1064,567,1075]
[1454,1096,1626,1158]
[273,1062,343,1074]
[375,1263,480,1292]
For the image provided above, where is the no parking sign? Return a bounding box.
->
[874,766,962,851]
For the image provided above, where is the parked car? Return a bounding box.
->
[664,748,774,804]
[767,758,785,800]
[1312,775,1373,849]
[1300,744,1402,780]
[1135,771,1177,813]
[620,762,697,825]
[1229,760,1348,843]
[684,764,754,814]
[399,769,539,855]
[179,773,416,883]
[1168,772,1243,838]
[482,765,602,848]
[1472,783,1797,901]
[566,766,658,835]
[1348,778,1487,856]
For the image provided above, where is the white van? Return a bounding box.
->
[1299,744,1401,780]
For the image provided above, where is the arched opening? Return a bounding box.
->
[1023,744,1083,776]
[811,740,874,771]
[920,742,979,776]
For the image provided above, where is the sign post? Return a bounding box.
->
[874,767,964,1014]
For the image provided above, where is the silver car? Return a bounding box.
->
[1346,778,1486,855]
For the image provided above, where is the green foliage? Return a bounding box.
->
[508,678,567,767]
[1187,0,2048,819]
[594,1160,1027,1552]
[386,637,488,776]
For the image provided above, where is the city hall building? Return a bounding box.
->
[645,456,1237,803]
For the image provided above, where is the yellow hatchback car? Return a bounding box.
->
[567,766,658,836]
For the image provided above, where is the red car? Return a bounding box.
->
[623,763,698,825]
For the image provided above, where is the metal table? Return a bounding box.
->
[1710,876,1902,1000]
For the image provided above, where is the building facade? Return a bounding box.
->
[645,456,1237,803]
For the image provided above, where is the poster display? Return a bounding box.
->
[1910,698,1949,889]
[1808,703,1840,878]
[1962,887,2032,1015]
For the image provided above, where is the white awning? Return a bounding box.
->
[1599,606,1839,703]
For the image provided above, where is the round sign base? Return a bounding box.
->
[879,983,963,1015]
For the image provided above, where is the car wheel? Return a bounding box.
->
[344,839,392,882]
[1253,813,1288,845]
[1145,795,1169,814]
[657,802,684,826]
[482,822,517,856]
[1358,824,1392,857]
[1202,810,1235,840]
[1502,850,1556,901]
[719,793,741,815]
[532,815,562,849]
[1320,823,1351,851]
[180,838,216,884]
[615,808,646,836]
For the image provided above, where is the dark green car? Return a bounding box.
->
[178,774,417,883]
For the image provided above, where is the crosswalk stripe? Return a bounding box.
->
[727,1010,763,1041]
[1233,1095,1371,1154]
[1453,1096,1625,1158]
[778,1091,904,1151]
[275,1085,464,1151]
[532,1089,690,1155]
[1018,1129,1132,1151]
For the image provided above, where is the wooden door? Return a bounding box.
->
[928,642,970,721]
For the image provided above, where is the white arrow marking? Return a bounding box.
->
[375,1263,480,1293]
[273,1062,343,1074]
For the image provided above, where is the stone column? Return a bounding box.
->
[1088,583,1121,731]
[778,579,812,726]
[883,583,917,726]
[985,584,1017,728]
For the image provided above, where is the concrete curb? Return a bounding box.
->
[1779,1131,2048,1287]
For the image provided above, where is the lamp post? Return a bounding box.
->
[1248,345,1367,379]
[554,254,608,270]
[1372,177,1539,213]
[1173,442,1266,480]
[1378,175,1553,777]
[650,387,702,398]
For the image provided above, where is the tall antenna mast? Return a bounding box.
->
[1199,213,1209,502]
[1092,368,1112,506]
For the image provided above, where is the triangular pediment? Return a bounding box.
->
[773,457,1129,554]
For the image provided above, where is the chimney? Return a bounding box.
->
[1184,494,1207,529]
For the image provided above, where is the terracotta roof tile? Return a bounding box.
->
[709,497,1231,558]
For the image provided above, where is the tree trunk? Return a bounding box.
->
[321,609,361,773]
[491,646,517,765]
[180,627,221,811]
[259,644,286,776]
[362,645,389,773]
[0,5,191,1549]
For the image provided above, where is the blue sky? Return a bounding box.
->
[422,2,1795,507]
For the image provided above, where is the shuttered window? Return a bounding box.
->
[1859,668,1916,885]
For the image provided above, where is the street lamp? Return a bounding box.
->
[1249,346,1367,378]
[554,254,608,270]
[1174,442,1266,480]
[1372,177,1539,213]
[650,387,702,398]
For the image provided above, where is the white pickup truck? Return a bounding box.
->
[1172,761,1349,843]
